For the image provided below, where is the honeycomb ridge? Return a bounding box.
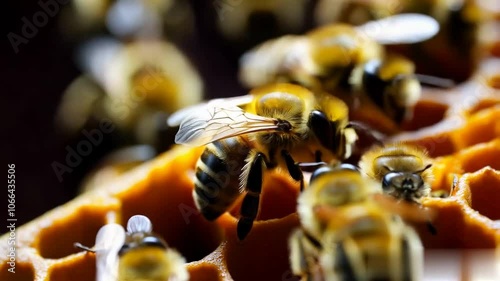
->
[1,54,499,280]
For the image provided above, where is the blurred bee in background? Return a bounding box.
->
[358,143,438,233]
[75,215,189,281]
[56,39,203,152]
[314,0,490,82]
[239,14,441,125]
[59,0,195,43]
[289,166,424,281]
[315,0,403,26]
[168,83,358,240]
[208,0,309,54]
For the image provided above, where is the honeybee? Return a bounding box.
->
[75,215,189,281]
[358,143,433,205]
[289,166,424,281]
[56,39,203,151]
[239,14,440,124]
[358,143,438,234]
[167,83,358,240]
[315,0,488,82]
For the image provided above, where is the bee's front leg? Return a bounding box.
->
[237,152,266,241]
[282,150,304,191]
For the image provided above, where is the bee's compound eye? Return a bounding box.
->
[310,165,334,184]
[308,110,333,149]
[382,172,401,191]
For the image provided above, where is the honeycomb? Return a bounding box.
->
[3,5,500,281]
[1,57,499,280]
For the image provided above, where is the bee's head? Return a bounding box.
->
[382,168,429,202]
[310,168,375,208]
[310,163,359,185]
[383,171,423,190]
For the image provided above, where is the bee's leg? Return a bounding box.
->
[282,150,304,191]
[237,153,265,241]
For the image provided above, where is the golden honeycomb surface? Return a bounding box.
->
[2,22,500,280]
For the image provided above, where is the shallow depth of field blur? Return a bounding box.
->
[3,0,498,232]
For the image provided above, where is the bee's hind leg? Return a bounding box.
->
[282,150,304,191]
[237,152,266,241]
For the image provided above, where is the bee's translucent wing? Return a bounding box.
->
[174,106,279,147]
[127,215,153,234]
[356,14,439,44]
[167,95,254,127]
[94,224,126,281]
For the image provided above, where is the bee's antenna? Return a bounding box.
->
[415,74,456,88]
[74,242,96,253]
[415,164,432,174]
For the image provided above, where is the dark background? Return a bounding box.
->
[1,0,317,231]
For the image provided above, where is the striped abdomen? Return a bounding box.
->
[193,137,251,221]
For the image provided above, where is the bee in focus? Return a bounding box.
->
[75,215,188,281]
[239,14,440,124]
[358,143,433,205]
[289,165,423,281]
[358,143,438,233]
[167,83,358,240]
[56,39,203,151]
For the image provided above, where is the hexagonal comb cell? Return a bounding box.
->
[0,262,34,281]
[2,48,500,281]
[35,202,116,259]
[466,168,500,221]
[47,253,96,281]
[110,147,226,262]
[456,139,500,173]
